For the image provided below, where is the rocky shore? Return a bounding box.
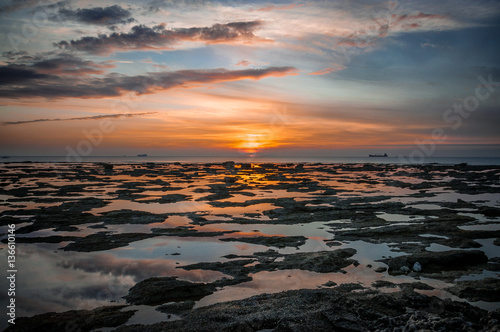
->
[6,287,500,332]
[0,162,499,331]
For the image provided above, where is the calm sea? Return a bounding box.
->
[1,156,500,165]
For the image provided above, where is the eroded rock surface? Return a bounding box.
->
[111,289,500,332]
[4,306,135,332]
[446,278,500,302]
[124,276,215,305]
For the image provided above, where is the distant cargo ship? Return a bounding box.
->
[137,154,148,157]
[369,153,388,157]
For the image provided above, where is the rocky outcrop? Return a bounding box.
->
[380,250,488,275]
[110,288,500,332]
[123,277,215,305]
[219,235,307,248]
[446,278,500,302]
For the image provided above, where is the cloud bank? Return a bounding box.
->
[55,21,268,55]
[0,59,297,99]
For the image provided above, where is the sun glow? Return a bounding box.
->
[234,133,276,154]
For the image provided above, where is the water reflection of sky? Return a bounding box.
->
[1,162,499,329]
[0,241,228,319]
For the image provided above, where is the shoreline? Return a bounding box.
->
[1,156,500,166]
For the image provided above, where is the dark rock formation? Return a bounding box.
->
[123,276,215,305]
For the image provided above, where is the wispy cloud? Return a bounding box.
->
[395,12,448,24]
[55,21,269,55]
[335,11,451,50]
[0,0,55,14]
[2,112,158,125]
[256,4,305,12]
[308,65,346,75]
[235,60,251,67]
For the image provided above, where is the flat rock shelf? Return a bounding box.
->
[0,162,499,331]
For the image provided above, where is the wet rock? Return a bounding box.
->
[99,209,168,225]
[322,281,337,287]
[380,250,488,275]
[4,235,80,244]
[62,232,155,252]
[98,163,114,171]
[9,198,111,233]
[180,249,357,287]
[179,259,255,285]
[4,305,135,332]
[53,225,79,232]
[375,266,387,273]
[446,278,500,302]
[478,206,500,218]
[88,223,108,229]
[124,276,215,305]
[222,254,254,259]
[3,162,500,331]
[222,161,235,170]
[196,184,233,201]
[324,240,343,247]
[142,194,191,203]
[400,266,410,273]
[487,257,500,271]
[275,248,357,273]
[152,227,236,237]
[219,235,307,248]
[398,282,434,291]
[334,283,366,293]
[110,288,497,332]
[372,280,397,288]
[320,188,337,195]
[156,300,195,315]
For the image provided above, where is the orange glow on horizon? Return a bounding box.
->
[232,133,280,153]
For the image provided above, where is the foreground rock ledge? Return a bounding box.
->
[115,288,498,332]
[4,306,135,332]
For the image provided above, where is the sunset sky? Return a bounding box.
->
[0,0,499,158]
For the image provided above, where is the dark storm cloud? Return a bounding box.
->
[56,5,135,25]
[0,66,52,85]
[54,21,266,55]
